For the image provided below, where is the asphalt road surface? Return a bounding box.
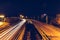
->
[32,19,60,40]
[23,23,42,40]
[0,19,26,40]
[0,19,60,40]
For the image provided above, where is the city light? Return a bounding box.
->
[20,15,24,19]
[0,15,5,18]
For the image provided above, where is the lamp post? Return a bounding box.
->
[46,15,48,24]
[0,15,5,21]
[20,15,24,19]
[41,14,48,24]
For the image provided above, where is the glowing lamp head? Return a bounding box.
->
[20,15,24,18]
[0,15,5,18]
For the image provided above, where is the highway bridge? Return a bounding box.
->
[0,19,60,40]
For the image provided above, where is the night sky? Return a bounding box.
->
[0,0,60,17]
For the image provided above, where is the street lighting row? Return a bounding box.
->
[19,14,49,24]
[0,14,48,23]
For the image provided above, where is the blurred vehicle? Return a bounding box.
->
[27,20,32,24]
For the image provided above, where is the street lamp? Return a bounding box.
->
[41,13,48,24]
[20,15,24,19]
[0,15,5,25]
[0,15,5,18]
[0,15,5,21]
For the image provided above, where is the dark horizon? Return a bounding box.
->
[0,0,60,17]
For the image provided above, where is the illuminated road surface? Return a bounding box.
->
[0,22,9,29]
[0,19,26,40]
[0,19,60,40]
[32,20,60,40]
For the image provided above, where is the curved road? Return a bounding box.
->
[0,19,26,40]
[0,19,60,40]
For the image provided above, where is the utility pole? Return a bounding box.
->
[41,13,48,24]
[46,16,48,24]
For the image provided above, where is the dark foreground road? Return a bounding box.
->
[23,23,42,40]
